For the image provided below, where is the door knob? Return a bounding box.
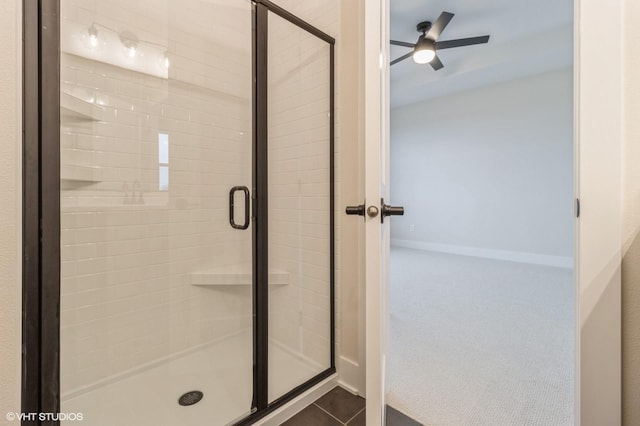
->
[345,204,365,216]
[345,203,378,219]
[381,198,404,223]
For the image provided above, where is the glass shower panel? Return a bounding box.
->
[59,0,254,424]
[267,11,332,402]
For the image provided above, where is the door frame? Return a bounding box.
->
[22,1,337,425]
[363,0,623,425]
[22,0,61,418]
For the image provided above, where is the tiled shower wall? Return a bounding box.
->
[60,0,341,396]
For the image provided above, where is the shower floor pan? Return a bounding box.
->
[62,330,323,425]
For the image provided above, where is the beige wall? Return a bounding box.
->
[0,0,20,422]
[622,0,640,424]
[337,0,364,385]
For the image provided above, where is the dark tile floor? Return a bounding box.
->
[281,386,422,426]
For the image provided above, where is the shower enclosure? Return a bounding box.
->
[23,0,334,424]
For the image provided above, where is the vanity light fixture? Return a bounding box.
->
[88,24,99,48]
[162,52,170,70]
[119,31,139,59]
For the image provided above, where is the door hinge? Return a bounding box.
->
[576,198,580,218]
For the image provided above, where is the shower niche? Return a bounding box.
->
[55,0,335,424]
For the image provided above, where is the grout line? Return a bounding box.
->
[344,407,365,425]
[313,402,349,425]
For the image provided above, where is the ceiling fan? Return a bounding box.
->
[391,12,490,70]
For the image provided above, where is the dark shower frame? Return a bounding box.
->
[22,0,335,424]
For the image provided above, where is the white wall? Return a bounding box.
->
[0,0,20,421]
[390,68,574,266]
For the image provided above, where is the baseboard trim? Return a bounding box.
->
[337,356,363,395]
[391,239,573,269]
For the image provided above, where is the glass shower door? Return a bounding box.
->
[59,0,255,424]
[266,8,334,403]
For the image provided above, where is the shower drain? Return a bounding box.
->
[178,390,204,406]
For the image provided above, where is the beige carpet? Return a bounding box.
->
[386,247,575,426]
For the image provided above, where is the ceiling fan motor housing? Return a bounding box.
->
[417,21,432,34]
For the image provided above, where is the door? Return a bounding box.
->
[58,1,256,424]
[362,1,623,426]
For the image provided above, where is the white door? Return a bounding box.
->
[363,0,389,424]
[362,0,623,425]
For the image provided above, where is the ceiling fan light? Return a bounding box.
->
[412,36,436,64]
[413,48,435,64]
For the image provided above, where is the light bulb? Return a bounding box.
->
[412,35,436,64]
[119,31,139,60]
[83,24,102,51]
[413,49,435,64]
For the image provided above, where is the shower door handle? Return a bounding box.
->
[229,186,250,230]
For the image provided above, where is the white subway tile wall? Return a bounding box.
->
[60,0,254,395]
[59,0,343,404]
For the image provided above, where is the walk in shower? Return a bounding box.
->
[24,0,334,424]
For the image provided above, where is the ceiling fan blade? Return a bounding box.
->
[390,40,415,48]
[436,35,490,50]
[391,51,413,66]
[426,12,454,41]
[430,55,444,71]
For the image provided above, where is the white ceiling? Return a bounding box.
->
[390,0,574,108]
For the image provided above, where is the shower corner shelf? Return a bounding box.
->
[61,164,103,183]
[61,92,105,122]
[190,267,289,287]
